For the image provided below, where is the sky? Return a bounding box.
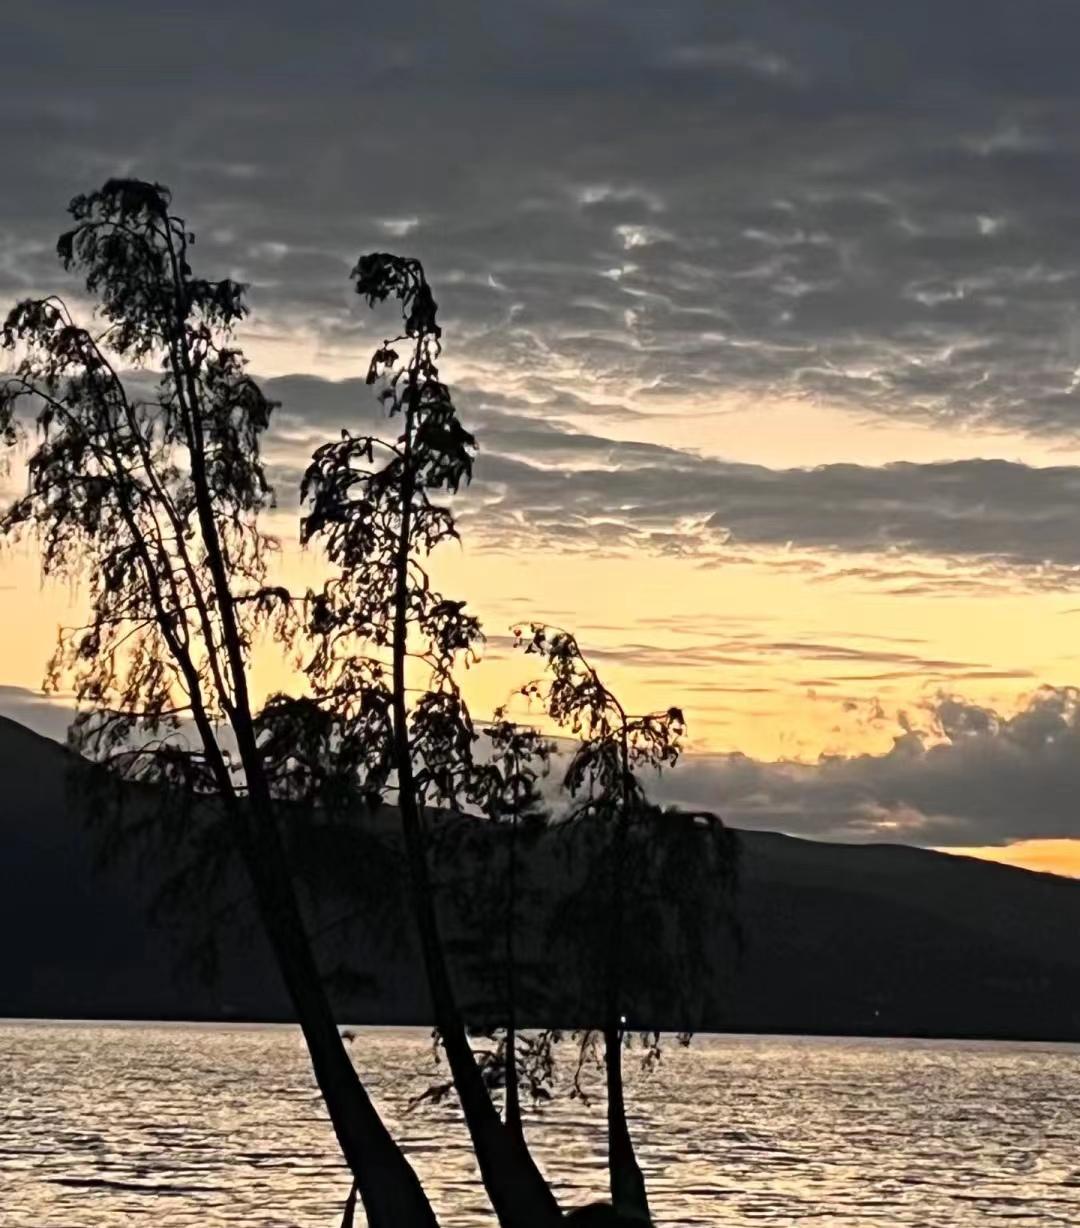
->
[4,2,1080,873]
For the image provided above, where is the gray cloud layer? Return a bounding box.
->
[7,3,1080,438]
[7,367,1080,583]
[261,375,1080,585]
[9,8,1080,854]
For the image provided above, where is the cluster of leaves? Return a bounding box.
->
[407,1027,561,1112]
[0,180,290,789]
[514,624,738,1033]
[0,181,306,979]
[299,253,483,815]
[515,624,684,808]
[449,711,554,1002]
[0,183,409,1000]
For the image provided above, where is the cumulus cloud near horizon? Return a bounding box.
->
[5,681,1080,852]
[654,686,1080,848]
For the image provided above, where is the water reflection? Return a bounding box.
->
[2,1023,1078,1226]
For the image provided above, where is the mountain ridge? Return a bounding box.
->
[4,715,1080,1040]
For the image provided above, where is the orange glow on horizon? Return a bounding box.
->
[941,840,1080,879]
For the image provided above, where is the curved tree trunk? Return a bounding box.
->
[603,769,650,1224]
[504,1022,524,1148]
[153,216,442,1227]
[24,193,442,1228]
[504,807,525,1147]
[244,792,441,1228]
[184,452,438,1224]
[604,1024,650,1223]
[394,770,563,1228]
[130,629,439,1228]
[390,376,561,1228]
[179,424,440,1224]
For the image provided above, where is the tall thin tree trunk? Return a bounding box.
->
[244,800,440,1228]
[504,798,524,1146]
[166,285,440,1226]
[604,759,650,1224]
[604,1024,650,1223]
[141,626,438,1226]
[393,736,562,1228]
[33,195,442,1228]
[390,374,561,1228]
[504,1022,524,1147]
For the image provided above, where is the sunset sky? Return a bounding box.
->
[5,2,1080,874]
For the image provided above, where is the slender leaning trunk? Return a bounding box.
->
[504,802,525,1146]
[170,328,439,1223]
[604,768,650,1224]
[504,1021,524,1147]
[143,631,438,1226]
[391,724,562,1228]
[390,385,561,1228]
[243,815,440,1228]
[604,1024,650,1222]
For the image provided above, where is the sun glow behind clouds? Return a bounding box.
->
[5,524,1080,875]
[8,0,1080,870]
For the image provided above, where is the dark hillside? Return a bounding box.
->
[4,716,1080,1039]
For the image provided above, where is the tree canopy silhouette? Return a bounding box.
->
[299,250,562,1228]
[517,624,738,1220]
[0,179,439,1228]
[0,178,736,1228]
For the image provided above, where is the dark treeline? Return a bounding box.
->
[0,180,737,1226]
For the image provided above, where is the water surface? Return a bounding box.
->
[2,1022,1078,1226]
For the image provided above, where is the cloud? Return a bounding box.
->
[253,374,1080,585]
[8,3,1080,856]
[11,359,1080,597]
[654,686,1080,847]
[7,3,1080,441]
[6,676,1077,851]
[484,629,1016,686]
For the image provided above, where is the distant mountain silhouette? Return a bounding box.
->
[5,713,1080,1040]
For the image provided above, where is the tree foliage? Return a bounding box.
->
[1,181,284,780]
[0,179,739,1228]
[516,624,738,1220]
[0,179,439,1228]
[300,252,563,1228]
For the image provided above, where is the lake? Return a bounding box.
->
[2,1022,1078,1226]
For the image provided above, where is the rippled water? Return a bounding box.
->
[3,1023,1080,1226]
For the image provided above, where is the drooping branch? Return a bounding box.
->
[516,622,736,1223]
[0,179,441,1228]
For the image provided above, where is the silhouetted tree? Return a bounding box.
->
[466,711,557,1142]
[300,255,562,1228]
[517,624,737,1222]
[0,181,438,1228]
[2,180,732,1228]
